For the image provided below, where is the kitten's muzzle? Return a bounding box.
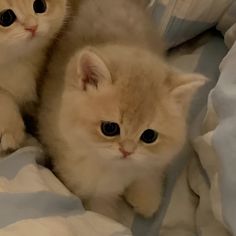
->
[119,140,137,158]
[25,25,38,37]
[119,147,132,158]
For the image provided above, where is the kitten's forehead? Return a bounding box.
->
[0,0,34,10]
[116,67,166,134]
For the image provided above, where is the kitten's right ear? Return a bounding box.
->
[66,48,112,91]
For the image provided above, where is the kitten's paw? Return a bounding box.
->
[125,185,161,218]
[0,117,25,153]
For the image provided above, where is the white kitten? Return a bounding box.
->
[0,0,67,152]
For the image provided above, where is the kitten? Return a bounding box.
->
[0,0,67,152]
[39,0,206,223]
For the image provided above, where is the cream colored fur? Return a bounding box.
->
[39,0,206,224]
[0,0,67,152]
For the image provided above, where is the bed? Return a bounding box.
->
[1,0,236,235]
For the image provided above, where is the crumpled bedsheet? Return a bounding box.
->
[1,1,236,236]
[155,3,236,236]
[0,147,131,236]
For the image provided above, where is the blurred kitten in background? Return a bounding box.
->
[0,0,67,152]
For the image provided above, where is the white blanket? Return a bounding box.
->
[0,147,131,236]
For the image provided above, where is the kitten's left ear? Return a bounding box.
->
[66,48,112,91]
[167,69,207,113]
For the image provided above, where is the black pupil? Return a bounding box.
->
[101,122,120,137]
[34,0,47,14]
[141,129,158,144]
[0,10,16,27]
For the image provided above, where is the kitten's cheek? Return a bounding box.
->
[105,152,121,160]
[99,149,123,160]
[132,154,146,162]
[37,24,50,36]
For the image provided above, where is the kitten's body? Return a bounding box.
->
[39,0,205,223]
[0,0,67,151]
[0,50,43,105]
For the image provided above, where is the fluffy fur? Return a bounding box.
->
[0,0,67,152]
[39,0,206,223]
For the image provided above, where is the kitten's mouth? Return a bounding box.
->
[24,29,38,40]
[119,154,133,160]
[30,32,38,39]
[25,33,37,41]
[25,25,38,39]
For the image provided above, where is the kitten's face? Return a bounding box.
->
[59,46,205,170]
[0,0,67,52]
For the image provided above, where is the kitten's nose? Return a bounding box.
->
[25,25,38,36]
[119,140,137,158]
[119,147,132,158]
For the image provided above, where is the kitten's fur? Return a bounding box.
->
[39,0,206,223]
[0,0,67,152]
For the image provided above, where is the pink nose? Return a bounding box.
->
[119,147,132,158]
[25,25,38,36]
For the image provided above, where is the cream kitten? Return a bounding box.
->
[39,0,206,223]
[0,0,67,152]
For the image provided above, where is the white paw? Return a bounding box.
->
[0,117,25,153]
[125,187,161,218]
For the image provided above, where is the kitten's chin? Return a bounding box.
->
[26,33,49,45]
[4,34,50,57]
[19,36,51,55]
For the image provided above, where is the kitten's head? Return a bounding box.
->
[59,45,206,170]
[0,0,67,53]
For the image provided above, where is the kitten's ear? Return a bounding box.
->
[167,69,207,113]
[67,48,112,91]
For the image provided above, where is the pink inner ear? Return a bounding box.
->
[81,57,98,91]
[82,70,98,91]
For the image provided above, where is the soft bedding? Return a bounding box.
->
[193,27,236,234]
[153,1,236,236]
[0,147,131,236]
[132,30,229,236]
[1,0,236,236]
[150,0,233,48]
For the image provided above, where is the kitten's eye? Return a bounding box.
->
[101,122,120,137]
[0,10,16,27]
[33,0,47,14]
[140,129,159,144]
